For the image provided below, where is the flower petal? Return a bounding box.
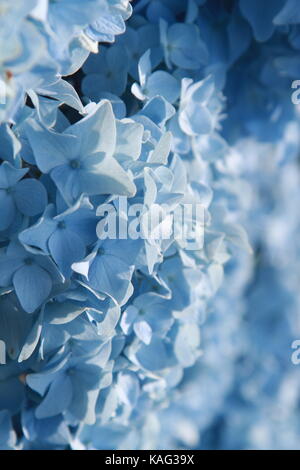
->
[48,228,86,277]
[14,179,48,217]
[13,264,52,313]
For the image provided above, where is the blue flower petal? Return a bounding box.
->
[13,264,52,313]
[35,374,73,419]
[14,178,47,217]
[48,228,86,277]
[0,190,16,231]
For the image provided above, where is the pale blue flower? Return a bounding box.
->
[25,100,136,204]
[0,242,63,313]
[0,162,47,231]
[82,45,129,98]
[19,198,98,277]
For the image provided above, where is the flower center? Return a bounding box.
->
[57,221,66,229]
[70,159,81,169]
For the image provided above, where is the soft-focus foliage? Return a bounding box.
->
[0,0,300,450]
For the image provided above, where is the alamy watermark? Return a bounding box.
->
[96,197,205,251]
[291,340,300,365]
[291,80,300,105]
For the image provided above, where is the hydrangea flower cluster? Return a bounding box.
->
[0,0,300,450]
[0,0,132,123]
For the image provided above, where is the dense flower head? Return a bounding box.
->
[0,0,300,451]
